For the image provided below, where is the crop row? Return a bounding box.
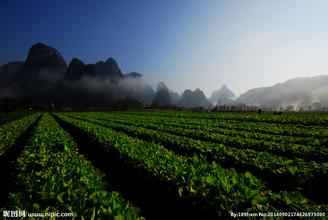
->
[0,112,32,126]
[71,113,328,163]
[119,110,328,126]
[66,113,328,203]
[4,114,142,219]
[58,113,327,217]
[107,111,328,139]
[0,113,40,157]
[90,112,328,148]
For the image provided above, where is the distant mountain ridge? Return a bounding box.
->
[152,82,172,107]
[209,84,236,105]
[0,61,23,83]
[94,57,124,81]
[21,43,67,75]
[1,42,328,110]
[152,82,181,107]
[0,42,155,109]
[236,76,328,109]
[178,88,212,108]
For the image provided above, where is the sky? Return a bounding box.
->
[1,0,328,96]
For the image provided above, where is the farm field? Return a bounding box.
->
[0,111,327,219]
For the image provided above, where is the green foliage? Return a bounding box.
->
[68,112,328,196]
[0,113,40,156]
[0,112,32,126]
[58,112,328,217]
[5,114,142,219]
[3,110,328,218]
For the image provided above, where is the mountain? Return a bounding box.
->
[0,61,24,98]
[152,82,172,107]
[21,42,67,77]
[117,72,155,105]
[0,42,155,109]
[0,61,24,83]
[117,74,155,105]
[154,82,181,106]
[7,43,69,104]
[94,57,124,81]
[6,42,328,111]
[16,42,67,86]
[65,58,86,80]
[125,72,142,78]
[60,65,155,107]
[0,61,24,76]
[156,82,169,93]
[178,88,212,108]
[236,76,328,109]
[209,84,236,105]
[170,92,181,105]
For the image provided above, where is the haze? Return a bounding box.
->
[1,0,328,96]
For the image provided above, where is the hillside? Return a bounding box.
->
[236,76,328,109]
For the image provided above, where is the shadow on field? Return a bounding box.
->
[52,114,218,220]
[0,114,42,207]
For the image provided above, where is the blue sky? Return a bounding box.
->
[1,0,328,96]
